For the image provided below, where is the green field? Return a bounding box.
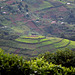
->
[39,1,53,10]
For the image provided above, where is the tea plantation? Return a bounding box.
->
[0,48,75,75]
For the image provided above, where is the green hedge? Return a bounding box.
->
[0,48,75,75]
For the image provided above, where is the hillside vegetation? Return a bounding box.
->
[0,0,75,74]
[0,0,75,37]
[0,35,75,58]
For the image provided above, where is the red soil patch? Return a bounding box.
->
[10,14,24,22]
[58,6,68,12]
[35,11,39,13]
[16,14,24,17]
[43,15,48,18]
[9,17,16,25]
[35,28,41,32]
[27,21,37,28]
[6,0,16,4]
[53,28,62,33]
[23,18,27,22]
[27,21,41,32]
[15,14,24,21]
[43,15,51,19]
[39,25,45,29]
[15,18,22,21]
[23,18,36,23]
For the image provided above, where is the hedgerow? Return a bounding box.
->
[0,48,75,75]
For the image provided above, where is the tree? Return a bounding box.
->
[25,5,28,8]
[60,33,65,38]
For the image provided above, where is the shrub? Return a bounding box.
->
[38,49,75,67]
[0,48,75,75]
[0,48,30,75]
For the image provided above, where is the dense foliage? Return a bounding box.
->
[38,49,75,67]
[0,48,75,75]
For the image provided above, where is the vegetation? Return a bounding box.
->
[0,35,75,58]
[0,48,75,75]
[0,0,75,40]
[0,0,75,74]
[38,49,75,67]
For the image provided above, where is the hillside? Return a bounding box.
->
[0,0,75,58]
[0,0,75,37]
[0,35,75,58]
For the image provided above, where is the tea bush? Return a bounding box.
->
[0,48,30,75]
[38,48,75,67]
[0,48,75,75]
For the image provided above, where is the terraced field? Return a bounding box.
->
[0,36,75,58]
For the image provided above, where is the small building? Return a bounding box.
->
[3,12,7,14]
[51,21,56,24]
[36,19,40,23]
[1,7,3,9]
[67,3,71,5]
[61,22,65,25]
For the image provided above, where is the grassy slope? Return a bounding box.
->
[29,1,53,12]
